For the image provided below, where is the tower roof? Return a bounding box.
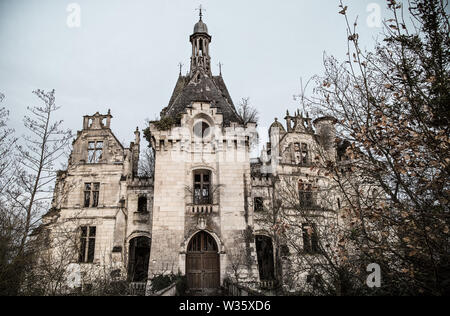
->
[194,20,208,34]
[160,10,243,125]
[162,74,243,125]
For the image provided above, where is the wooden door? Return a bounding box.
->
[186,232,220,291]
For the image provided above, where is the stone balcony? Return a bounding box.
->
[186,204,219,214]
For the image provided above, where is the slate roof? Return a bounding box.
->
[161,72,243,125]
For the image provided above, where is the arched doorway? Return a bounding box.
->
[255,235,275,282]
[186,231,220,291]
[128,236,151,282]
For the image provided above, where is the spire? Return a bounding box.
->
[190,7,212,76]
[196,4,204,21]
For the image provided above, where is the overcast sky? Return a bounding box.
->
[0,0,389,154]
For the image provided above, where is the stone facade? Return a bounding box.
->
[38,15,342,294]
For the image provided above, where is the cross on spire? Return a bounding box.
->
[196,4,205,20]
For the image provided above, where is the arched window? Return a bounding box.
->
[128,236,151,282]
[193,170,211,205]
[255,235,275,281]
[188,231,218,252]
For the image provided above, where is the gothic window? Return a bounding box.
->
[254,197,264,212]
[302,223,319,254]
[88,141,103,163]
[79,226,96,263]
[193,170,211,205]
[298,181,314,208]
[188,231,218,252]
[137,196,148,213]
[84,183,100,208]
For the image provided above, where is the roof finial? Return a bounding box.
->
[218,62,223,76]
[178,62,183,76]
[196,4,204,21]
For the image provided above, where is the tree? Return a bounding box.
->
[0,93,21,295]
[238,98,259,125]
[1,89,72,295]
[138,147,155,178]
[308,0,449,295]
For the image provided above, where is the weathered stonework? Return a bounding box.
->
[38,14,342,295]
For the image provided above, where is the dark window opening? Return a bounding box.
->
[128,237,151,282]
[299,181,314,208]
[193,170,211,205]
[254,197,264,212]
[294,143,309,165]
[302,223,320,254]
[88,141,103,164]
[79,226,96,263]
[84,183,100,208]
[255,235,275,281]
[137,196,148,213]
[199,39,204,56]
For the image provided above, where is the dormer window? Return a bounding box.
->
[294,143,309,165]
[88,141,103,163]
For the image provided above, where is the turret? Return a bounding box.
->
[189,8,212,76]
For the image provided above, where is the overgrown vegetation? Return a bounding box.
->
[150,273,187,296]
[290,0,450,295]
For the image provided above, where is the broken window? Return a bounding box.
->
[137,196,148,213]
[193,170,211,205]
[79,226,96,263]
[302,223,319,254]
[294,143,309,165]
[254,197,264,212]
[88,141,103,163]
[84,183,100,208]
[298,181,314,208]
